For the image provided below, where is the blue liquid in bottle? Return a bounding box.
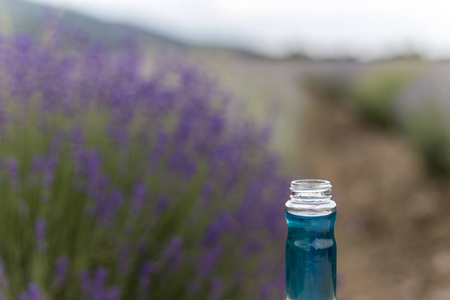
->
[285,179,336,300]
[285,212,336,300]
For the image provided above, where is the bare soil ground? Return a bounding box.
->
[300,95,450,300]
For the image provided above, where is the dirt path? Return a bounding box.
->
[299,95,450,300]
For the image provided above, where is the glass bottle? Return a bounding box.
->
[285,179,337,300]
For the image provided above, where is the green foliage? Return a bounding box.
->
[405,105,450,175]
[351,66,416,128]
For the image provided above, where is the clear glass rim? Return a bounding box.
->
[287,179,335,216]
[290,179,331,191]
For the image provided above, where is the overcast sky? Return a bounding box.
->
[28,0,450,59]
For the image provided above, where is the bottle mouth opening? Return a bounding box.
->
[290,179,332,192]
[287,179,335,216]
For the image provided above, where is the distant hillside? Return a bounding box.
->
[0,0,291,60]
[0,0,185,48]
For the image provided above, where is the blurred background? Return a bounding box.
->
[0,0,450,299]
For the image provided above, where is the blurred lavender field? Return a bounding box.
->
[1,1,450,300]
[0,29,289,299]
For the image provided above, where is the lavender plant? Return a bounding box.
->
[397,67,450,175]
[0,32,287,300]
[351,64,418,128]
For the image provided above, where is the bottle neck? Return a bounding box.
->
[285,179,336,217]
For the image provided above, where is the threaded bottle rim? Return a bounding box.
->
[286,179,336,216]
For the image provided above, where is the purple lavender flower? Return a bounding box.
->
[137,261,155,300]
[0,260,8,289]
[118,245,130,273]
[31,153,58,201]
[159,236,185,271]
[202,213,233,247]
[172,251,185,271]
[155,195,170,214]
[19,283,44,300]
[130,182,146,218]
[80,268,121,300]
[148,129,169,171]
[71,127,85,163]
[79,269,91,297]
[197,247,223,277]
[138,261,155,287]
[244,237,262,255]
[208,277,224,300]
[200,180,213,200]
[34,218,46,253]
[168,149,197,179]
[0,95,6,134]
[256,277,283,300]
[42,154,57,191]
[85,151,102,183]
[161,236,182,263]
[5,157,19,187]
[95,189,122,225]
[53,255,69,288]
